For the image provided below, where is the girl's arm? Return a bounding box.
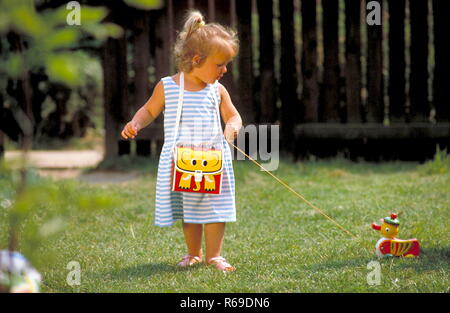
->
[121,80,165,139]
[219,83,242,142]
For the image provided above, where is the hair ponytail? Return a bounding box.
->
[174,10,239,73]
[182,10,205,41]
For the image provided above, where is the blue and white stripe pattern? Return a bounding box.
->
[154,76,236,227]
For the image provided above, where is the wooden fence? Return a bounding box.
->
[1,0,440,161]
[101,0,450,161]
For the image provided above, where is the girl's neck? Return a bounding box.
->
[182,71,207,90]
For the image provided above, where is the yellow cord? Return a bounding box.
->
[229,141,358,239]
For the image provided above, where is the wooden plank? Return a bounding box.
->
[167,0,175,73]
[102,4,130,159]
[322,0,341,122]
[236,0,255,124]
[173,0,190,39]
[214,0,237,98]
[132,10,152,157]
[149,8,167,156]
[132,10,151,109]
[409,0,429,122]
[257,0,276,123]
[433,0,450,122]
[301,0,319,123]
[388,0,406,122]
[294,122,450,139]
[345,0,362,122]
[214,0,237,99]
[366,0,384,123]
[151,8,171,79]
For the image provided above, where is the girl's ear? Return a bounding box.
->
[192,54,206,67]
[192,55,201,67]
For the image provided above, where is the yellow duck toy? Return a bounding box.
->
[371,213,420,258]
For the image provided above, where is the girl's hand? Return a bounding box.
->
[224,123,240,143]
[121,121,140,139]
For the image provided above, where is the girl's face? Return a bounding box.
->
[191,47,235,84]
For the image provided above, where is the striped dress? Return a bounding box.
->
[154,76,236,227]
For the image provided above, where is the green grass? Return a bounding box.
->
[1,156,449,293]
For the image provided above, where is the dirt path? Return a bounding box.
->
[4,150,141,184]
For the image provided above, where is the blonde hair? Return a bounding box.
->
[174,10,239,73]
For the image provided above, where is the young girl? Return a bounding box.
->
[121,11,242,272]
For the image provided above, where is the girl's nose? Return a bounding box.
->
[222,66,227,74]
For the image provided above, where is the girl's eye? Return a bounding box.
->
[191,159,197,166]
[202,160,208,167]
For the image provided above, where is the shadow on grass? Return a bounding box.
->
[103,262,201,280]
[305,247,449,274]
[305,257,371,271]
[393,246,450,273]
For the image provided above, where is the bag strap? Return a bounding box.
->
[172,73,223,146]
[173,72,185,144]
[211,81,223,137]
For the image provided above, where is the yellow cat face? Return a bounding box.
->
[176,147,222,173]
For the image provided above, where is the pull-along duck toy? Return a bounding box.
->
[371,213,420,258]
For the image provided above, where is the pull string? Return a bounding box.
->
[228,141,359,239]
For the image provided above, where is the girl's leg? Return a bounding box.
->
[204,222,235,271]
[182,222,203,258]
[204,222,225,261]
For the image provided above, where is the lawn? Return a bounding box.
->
[1,155,449,293]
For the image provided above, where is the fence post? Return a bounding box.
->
[433,0,450,122]
[132,10,152,156]
[409,0,429,122]
[322,0,341,122]
[345,0,362,123]
[102,3,129,159]
[300,0,319,123]
[214,0,237,101]
[279,0,301,152]
[257,0,276,123]
[388,0,406,123]
[366,0,384,123]
[236,0,255,124]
